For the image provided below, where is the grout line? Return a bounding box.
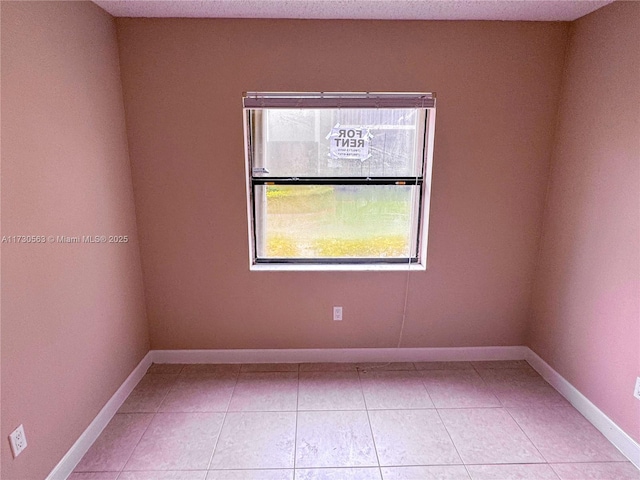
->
[357,368,384,478]
[415,367,437,409]
[473,367,503,408]
[205,367,241,471]
[157,370,181,407]
[473,364,510,408]
[107,367,178,476]
[293,362,300,475]
[503,405,549,464]
[434,407,466,469]
[114,412,155,476]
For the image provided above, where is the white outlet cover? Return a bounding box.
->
[634,377,640,400]
[9,424,27,458]
[333,306,343,321]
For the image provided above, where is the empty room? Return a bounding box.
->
[1,0,639,479]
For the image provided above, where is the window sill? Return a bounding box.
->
[249,262,427,272]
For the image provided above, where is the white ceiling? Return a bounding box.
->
[93,0,615,21]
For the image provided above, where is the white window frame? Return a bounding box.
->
[243,92,436,271]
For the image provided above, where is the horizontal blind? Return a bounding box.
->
[243,92,435,109]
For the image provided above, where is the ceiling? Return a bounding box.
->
[93,0,614,21]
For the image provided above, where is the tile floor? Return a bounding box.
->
[71,361,638,480]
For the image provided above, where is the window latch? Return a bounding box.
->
[253,167,270,174]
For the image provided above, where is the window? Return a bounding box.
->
[243,92,436,270]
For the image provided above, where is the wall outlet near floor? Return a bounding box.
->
[634,377,640,400]
[9,424,27,458]
[333,306,343,321]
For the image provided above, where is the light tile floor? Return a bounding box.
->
[71,361,638,480]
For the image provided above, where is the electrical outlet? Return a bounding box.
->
[9,424,27,458]
[333,306,343,321]
[634,377,640,400]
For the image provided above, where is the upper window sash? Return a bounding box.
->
[246,105,430,179]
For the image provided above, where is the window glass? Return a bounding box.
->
[255,184,420,259]
[252,108,423,178]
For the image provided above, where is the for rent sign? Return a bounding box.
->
[327,124,372,161]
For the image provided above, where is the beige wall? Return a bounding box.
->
[528,1,640,442]
[116,18,568,350]
[1,2,150,479]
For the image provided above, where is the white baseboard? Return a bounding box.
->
[46,352,153,480]
[525,349,640,469]
[151,345,528,364]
